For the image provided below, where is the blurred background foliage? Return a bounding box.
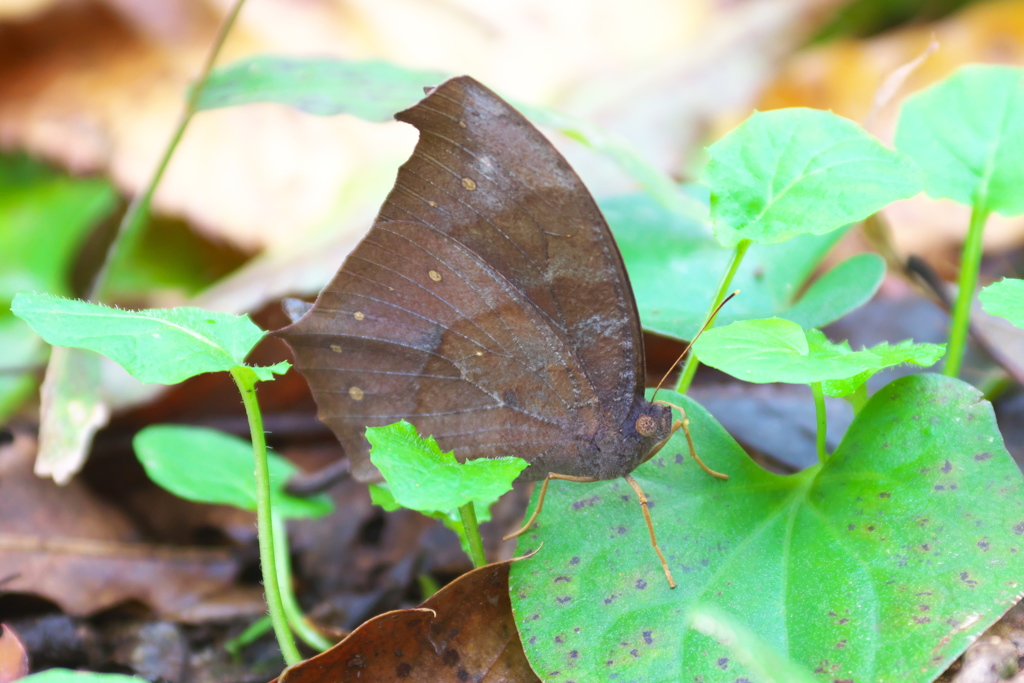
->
[2,0,1023,420]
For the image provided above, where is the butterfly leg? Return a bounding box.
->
[503,473,598,541]
[624,474,676,589]
[654,400,728,480]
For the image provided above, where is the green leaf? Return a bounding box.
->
[0,152,118,421]
[782,253,885,329]
[10,292,283,384]
[980,278,1024,328]
[196,56,447,121]
[693,318,880,384]
[705,108,923,246]
[688,605,818,683]
[366,420,528,518]
[820,337,945,398]
[511,377,1024,681]
[895,65,1024,216]
[133,424,332,519]
[605,193,878,340]
[19,672,144,683]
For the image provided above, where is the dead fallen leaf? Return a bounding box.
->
[0,624,29,683]
[34,347,110,485]
[273,560,539,683]
[0,432,263,621]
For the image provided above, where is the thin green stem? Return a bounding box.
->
[458,502,487,568]
[811,382,828,464]
[225,615,272,659]
[944,204,990,378]
[230,367,301,666]
[676,238,752,394]
[88,0,249,301]
[272,512,334,652]
[846,382,869,415]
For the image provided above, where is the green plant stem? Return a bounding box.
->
[88,0,249,301]
[458,502,487,568]
[225,615,273,659]
[229,367,301,666]
[676,238,752,394]
[944,204,991,378]
[847,383,869,415]
[271,512,334,652]
[811,382,828,464]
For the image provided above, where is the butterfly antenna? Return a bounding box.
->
[651,290,739,402]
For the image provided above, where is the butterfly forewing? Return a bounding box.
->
[278,76,648,482]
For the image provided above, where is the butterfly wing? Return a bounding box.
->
[278,76,646,482]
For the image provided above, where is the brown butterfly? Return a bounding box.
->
[277,76,726,587]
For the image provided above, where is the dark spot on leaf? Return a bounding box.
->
[442,649,460,666]
[457,670,470,682]
[630,649,639,657]
[975,452,992,461]
[717,657,729,669]
[621,495,630,502]
[960,571,978,586]
[950,483,958,490]
[643,631,653,644]
[547,672,558,678]
[828,611,837,617]
[941,460,953,473]
[878,492,890,498]
[867,525,875,532]
[617,526,627,535]
[574,627,580,633]
[838,618,849,625]
[919,468,930,474]
[555,635,564,644]
[570,650,579,658]
[571,495,601,510]
[555,576,571,583]
[636,579,647,590]
[606,660,614,666]
[557,596,572,604]
[914,617,931,624]
[919,604,930,611]
[396,663,412,678]
[848,524,856,531]
[604,594,616,605]
[570,556,580,565]
[531,613,540,620]
[675,452,684,464]
[978,539,990,551]
[1013,522,1024,536]
[836,640,847,649]
[921,543,930,551]
[934,485,945,491]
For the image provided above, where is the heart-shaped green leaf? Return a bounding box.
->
[134,425,332,519]
[606,193,883,340]
[10,292,287,384]
[693,319,943,393]
[895,65,1024,216]
[980,278,1024,328]
[510,375,1024,681]
[705,108,922,246]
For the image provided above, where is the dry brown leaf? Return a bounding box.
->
[757,0,1024,258]
[0,0,847,259]
[273,561,539,683]
[0,625,29,683]
[0,432,262,621]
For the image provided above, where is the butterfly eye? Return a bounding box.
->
[635,414,658,438]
